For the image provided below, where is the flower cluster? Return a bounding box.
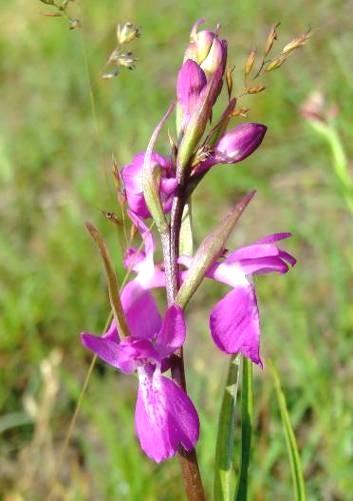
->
[81,20,295,463]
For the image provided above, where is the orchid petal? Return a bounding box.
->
[209,284,262,365]
[103,320,119,342]
[121,152,174,219]
[135,367,199,462]
[121,280,162,339]
[128,210,154,264]
[255,232,292,244]
[279,249,297,267]
[117,338,160,374]
[237,256,290,275]
[80,333,121,368]
[156,305,186,357]
[225,243,282,263]
[160,177,179,195]
[177,59,207,120]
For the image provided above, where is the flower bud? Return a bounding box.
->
[200,37,227,77]
[176,65,224,182]
[184,20,227,79]
[175,21,228,181]
[184,20,215,64]
[176,59,207,135]
[216,123,267,163]
[194,123,267,175]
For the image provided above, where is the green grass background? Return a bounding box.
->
[1,0,353,499]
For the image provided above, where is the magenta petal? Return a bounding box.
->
[215,123,267,164]
[121,281,162,339]
[103,320,119,342]
[160,177,178,195]
[135,368,200,462]
[177,59,207,118]
[279,249,297,267]
[209,285,262,365]
[255,232,292,244]
[238,256,289,275]
[81,333,121,368]
[121,152,173,219]
[128,210,155,262]
[156,305,186,357]
[226,243,282,263]
[117,338,160,373]
[124,247,145,272]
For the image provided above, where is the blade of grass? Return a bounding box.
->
[269,361,306,501]
[214,355,241,501]
[234,357,253,501]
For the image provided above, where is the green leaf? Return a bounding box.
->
[214,355,241,501]
[143,102,175,234]
[270,361,306,501]
[234,357,253,501]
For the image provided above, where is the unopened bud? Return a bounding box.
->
[185,25,215,64]
[117,22,140,45]
[176,65,224,182]
[184,21,227,78]
[215,122,267,164]
[244,49,257,77]
[201,37,227,77]
[264,22,280,56]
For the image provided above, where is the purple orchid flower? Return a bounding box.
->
[81,294,199,463]
[194,123,267,175]
[121,152,177,219]
[180,233,296,366]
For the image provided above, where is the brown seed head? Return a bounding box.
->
[246,84,266,94]
[264,22,280,56]
[244,48,257,77]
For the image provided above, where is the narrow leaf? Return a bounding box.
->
[143,102,175,234]
[234,357,253,501]
[214,355,241,501]
[176,191,255,308]
[270,361,306,501]
[86,222,129,338]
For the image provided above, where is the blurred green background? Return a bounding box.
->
[1,0,353,499]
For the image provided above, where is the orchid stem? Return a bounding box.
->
[161,188,205,501]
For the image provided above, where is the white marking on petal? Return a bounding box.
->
[214,262,249,288]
